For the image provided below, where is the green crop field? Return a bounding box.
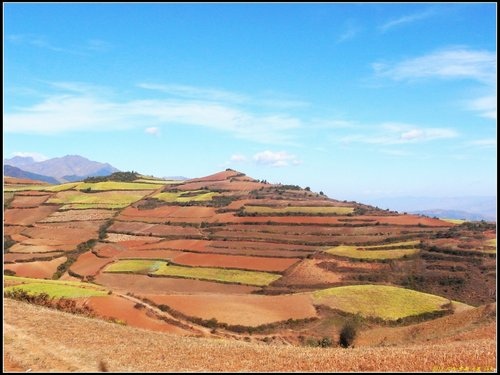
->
[3,276,107,299]
[41,183,81,192]
[104,260,280,286]
[153,190,220,202]
[134,179,183,185]
[105,259,162,273]
[47,190,150,209]
[244,205,354,215]
[326,242,419,260]
[76,181,160,191]
[441,218,466,224]
[312,285,470,320]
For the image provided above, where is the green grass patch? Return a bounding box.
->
[244,205,354,215]
[326,244,419,260]
[134,179,183,185]
[105,259,162,273]
[104,260,280,286]
[153,190,220,202]
[47,190,149,209]
[441,218,467,224]
[3,276,107,298]
[76,181,160,191]
[312,285,469,320]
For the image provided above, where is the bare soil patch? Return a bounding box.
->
[3,257,67,278]
[4,206,60,226]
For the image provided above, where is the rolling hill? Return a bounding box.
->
[3,169,496,372]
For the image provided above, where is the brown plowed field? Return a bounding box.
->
[145,293,317,326]
[93,243,126,258]
[86,295,191,335]
[4,299,496,372]
[208,240,318,252]
[4,251,65,263]
[3,256,66,279]
[8,244,71,253]
[9,233,31,242]
[200,246,313,258]
[4,206,60,225]
[276,259,344,286]
[185,170,241,182]
[132,239,210,252]
[105,233,164,243]
[3,225,27,235]
[177,180,265,191]
[9,194,51,208]
[94,273,259,295]
[109,221,201,237]
[120,205,217,219]
[40,209,115,222]
[225,199,345,210]
[371,215,452,227]
[116,249,183,260]
[22,222,104,246]
[170,253,300,272]
[4,177,48,185]
[70,251,115,277]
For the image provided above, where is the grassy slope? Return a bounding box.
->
[312,285,471,320]
[104,259,280,286]
[4,299,496,372]
[326,245,419,260]
[4,276,107,298]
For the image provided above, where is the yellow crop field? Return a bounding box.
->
[46,190,151,209]
[312,285,471,320]
[3,276,107,298]
[326,244,419,260]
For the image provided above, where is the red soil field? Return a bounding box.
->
[225,199,347,210]
[170,252,300,272]
[41,209,115,222]
[276,259,344,286]
[4,251,65,263]
[94,273,259,295]
[85,295,190,335]
[22,222,104,247]
[3,256,67,279]
[185,170,242,183]
[4,206,60,226]
[369,215,452,227]
[9,233,31,242]
[3,225,27,235]
[70,251,115,278]
[119,205,217,220]
[93,243,126,258]
[8,244,72,254]
[116,249,183,260]
[199,246,313,259]
[144,293,317,326]
[176,180,265,191]
[132,239,210,252]
[109,221,201,237]
[9,194,51,208]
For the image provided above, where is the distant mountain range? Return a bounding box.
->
[4,165,60,184]
[4,155,119,183]
[364,196,496,222]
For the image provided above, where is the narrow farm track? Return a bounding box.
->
[4,299,496,372]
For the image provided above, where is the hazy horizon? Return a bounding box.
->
[4,3,497,202]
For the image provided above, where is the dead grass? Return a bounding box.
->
[4,299,496,372]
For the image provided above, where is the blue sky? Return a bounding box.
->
[4,3,497,202]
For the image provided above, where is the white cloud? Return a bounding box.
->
[229,154,248,163]
[11,152,49,161]
[469,138,497,148]
[253,151,301,167]
[337,20,361,43]
[380,9,436,33]
[373,47,496,84]
[340,123,458,145]
[6,34,111,55]
[138,83,247,103]
[145,127,160,136]
[4,82,301,144]
[467,95,497,120]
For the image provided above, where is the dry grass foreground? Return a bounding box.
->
[4,299,496,373]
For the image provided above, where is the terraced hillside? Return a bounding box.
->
[3,170,496,352]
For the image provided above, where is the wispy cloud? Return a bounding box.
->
[337,20,361,43]
[380,8,436,33]
[145,127,160,136]
[253,150,301,167]
[6,34,111,55]
[340,122,458,145]
[466,95,497,120]
[4,82,301,144]
[469,138,497,148]
[229,154,248,163]
[137,83,248,103]
[373,47,496,84]
[10,151,49,162]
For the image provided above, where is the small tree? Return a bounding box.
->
[339,321,357,348]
